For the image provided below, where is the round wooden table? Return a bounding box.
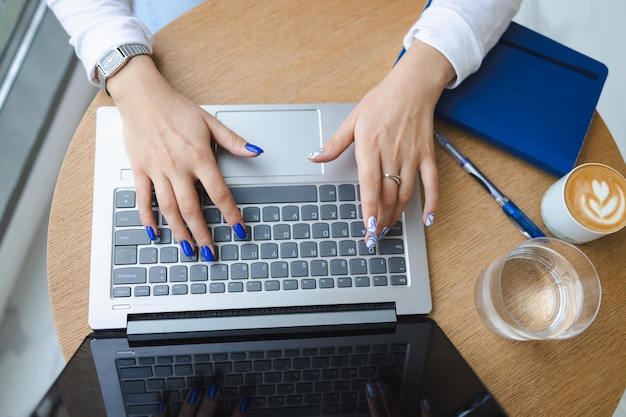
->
[47,1,626,415]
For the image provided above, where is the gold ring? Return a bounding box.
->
[383,173,401,185]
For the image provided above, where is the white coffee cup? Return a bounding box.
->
[541,163,626,243]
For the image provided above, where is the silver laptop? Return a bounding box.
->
[90,103,431,333]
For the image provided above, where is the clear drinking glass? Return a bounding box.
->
[475,238,601,340]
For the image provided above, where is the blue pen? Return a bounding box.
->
[434,131,546,238]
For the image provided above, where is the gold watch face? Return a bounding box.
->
[100,49,123,73]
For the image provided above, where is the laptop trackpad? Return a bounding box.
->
[215,110,323,178]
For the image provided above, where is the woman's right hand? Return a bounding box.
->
[153,383,250,417]
[107,55,263,260]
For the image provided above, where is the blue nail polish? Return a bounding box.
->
[207,382,219,398]
[245,143,264,154]
[180,240,194,257]
[201,246,214,262]
[188,388,199,405]
[239,396,251,413]
[156,400,165,414]
[379,226,390,239]
[233,223,247,239]
[425,212,435,227]
[146,226,157,241]
[366,381,378,398]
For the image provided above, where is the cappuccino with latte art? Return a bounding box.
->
[542,163,626,243]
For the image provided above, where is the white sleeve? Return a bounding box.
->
[403,0,523,88]
[46,0,153,85]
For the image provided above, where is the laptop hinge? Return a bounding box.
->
[127,303,396,342]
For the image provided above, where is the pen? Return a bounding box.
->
[434,131,546,239]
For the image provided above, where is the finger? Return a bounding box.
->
[152,400,167,417]
[365,380,388,417]
[307,111,357,163]
[152,178,196,258]
[177,388,202,417]
[385,165,418,233]
[376,169,403,233]
[195,382,220,417]
[203,112,263,158]
[135,171,158,242]
[196,153,247,244]
[230,396,251,416]
[418,155,439,227]
[354,137,383,250]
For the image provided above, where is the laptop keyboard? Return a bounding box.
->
[116,341,407,416]
[112,184,408,299]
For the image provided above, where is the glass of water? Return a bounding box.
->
[475,237,601,340]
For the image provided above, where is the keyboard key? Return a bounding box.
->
[388,257,406,273]
[203,207,222,224]
[283,279,298,290]
[292,224,310,239]
[319,278,334,288]
[172,284,188,295]
[210,264,228,280]
[320,205,338,220]
[113,287,131,297]
[254,225,272,240]
[271,261,289,278]
[338,184,356,201]
[339,204,357,219]
[170,265,188,282]
[230,185,317,204]
[246,281,262,292]
[373,276,388,286]
[115,190,136,208]
[115,229,151,246]
[190,265,208,281]
[280,242,298,258]
[319,185,337,202]
[228,282,244,292]
[191,283,206,294]
[290,261,308,277]
[301,279,316,289]
[231,263,248,279]
[243,206,261,222]
[282,206,300,221]
[241,244,259,260]
[390,275,408,286]
[139,247,158,264]
[250,262,269,279]
[273,224,291,240]
[301,205,319,220]
[114,268,146,285]
[263,206,280,222]
[378,239,404,255]
[149,266,167,283]
[265,280,280,291]
[114,247,137,265]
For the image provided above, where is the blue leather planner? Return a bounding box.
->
[435,22,608,177]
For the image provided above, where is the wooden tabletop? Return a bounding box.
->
[47,1,626,415]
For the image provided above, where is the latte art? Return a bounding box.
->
[565,165,626,233]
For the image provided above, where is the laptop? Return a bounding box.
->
[90,103,432,335]
[34,316,508,417]
[53,104,506,417]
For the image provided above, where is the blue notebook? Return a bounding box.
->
[435,22,608,177]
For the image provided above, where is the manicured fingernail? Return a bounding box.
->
[365,216,378,249]
[146,226,157,241]
[379,226,390,239]
[201,246,214,262]
[307,149,324,160]
[207,382,219,398]
[156,400,165,414]
[366,381,378,398]
[180,240,194,257]
[233,223,247,239]
[239,396,251,412]
[188,388,199,405]
[366,216,378,235]
[375,379,388,394]
[245,143,264,154]
[425,212,435,227]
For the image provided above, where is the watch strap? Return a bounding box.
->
[98,44,150,95]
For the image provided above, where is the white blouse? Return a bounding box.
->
[46,0,522,88]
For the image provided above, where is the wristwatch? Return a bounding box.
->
[96,44,150,95]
